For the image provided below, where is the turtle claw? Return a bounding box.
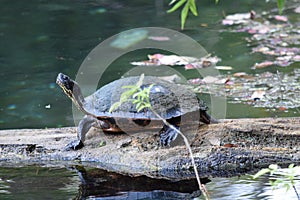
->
[64,140,84,151]
[160,126,179,146]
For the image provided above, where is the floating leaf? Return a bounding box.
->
[253,61,274,69]
[274,15,288,22]
[148,36,170,41]
[214,66,233,70]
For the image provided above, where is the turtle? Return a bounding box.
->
[56,73,216,150]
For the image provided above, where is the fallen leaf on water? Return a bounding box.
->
[130,61,159,66]
[148,36,170,41]
[131,53,220,68]
[293,55,300,62]
[278,106,287,111]
[202,76,219,84]
[253,61,274,69]
[233,72,247,77]
[222,13,251,25]
[274,15,288,22]
[251,90,266,101]
[214,66,233,70]
[188,78,201,85]
[184,64,194,69]
[252,46,270,53]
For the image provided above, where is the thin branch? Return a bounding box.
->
[150,108,210,200]
[292,185,300,200]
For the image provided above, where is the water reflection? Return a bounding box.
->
[74,166,209,199]
[0,166,80,200]
[0,165,299,199]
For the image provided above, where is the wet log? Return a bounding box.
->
[0,117,299,180]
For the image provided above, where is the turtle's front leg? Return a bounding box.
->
[159,124,180,146]
[65,115,98,151]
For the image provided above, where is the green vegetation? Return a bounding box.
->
[168,0,286,29]
[253,164,300,199]
[109,74,154,113]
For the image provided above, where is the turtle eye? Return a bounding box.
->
[57,73,74,91]
[65,80,74,91]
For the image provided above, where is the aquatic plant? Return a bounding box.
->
[253,164,300,199]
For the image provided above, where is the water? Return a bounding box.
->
[1,0,298,130]
[0,166,299,200]
[0,166,80,200]
[0,0,299,199]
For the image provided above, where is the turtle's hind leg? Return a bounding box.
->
[159,124,180,146]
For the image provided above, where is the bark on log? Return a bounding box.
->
[0,117,299,180]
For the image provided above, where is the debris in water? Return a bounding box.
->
[131,54,220,69]
[148,36,170,41]
[214,66,233,70]
[190,69,300,110]
[251,90,266,101]
[253,61,274,69]
[223,10,300,69]
[222,12,252,25]
[273,15,288,22]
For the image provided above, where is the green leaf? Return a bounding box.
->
[109,102,121,112]
[122,85,137,89]
[215,0,219,3]
[136,73,145,87]
[181,2,189,29]
[98,141,106,147]
[167,0,186,13]
[284,183,290,192]
[288,163,294,169]
[189,0,198,16]
[269,164,279,171]
[135,102,142,110]
[169,0,177,5]
[253,168,271,179]
[277,0,285,15]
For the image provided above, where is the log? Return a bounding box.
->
[0,117,299,180]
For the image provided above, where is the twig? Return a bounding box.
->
[293,185,300,200]
[150,108,210,200]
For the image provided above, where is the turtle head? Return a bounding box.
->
[56,73,85,112]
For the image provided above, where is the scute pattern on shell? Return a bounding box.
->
[83,76,207,119]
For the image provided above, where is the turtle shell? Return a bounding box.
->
[83,76,207,120]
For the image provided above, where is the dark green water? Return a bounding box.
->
[0,0,299,199]
[1,0,298,130]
